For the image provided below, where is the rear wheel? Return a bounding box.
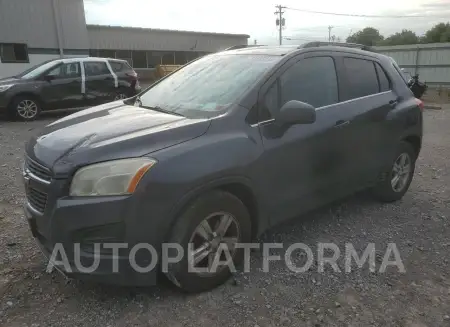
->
[164,190,251,293]
[9,96,41,121]
[372,141,416,202]
[114,92,128,100]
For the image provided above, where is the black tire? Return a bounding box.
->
[113,88,130,101]
[9,95,41,121]
[372,141,416,202]
[164,190,251,293]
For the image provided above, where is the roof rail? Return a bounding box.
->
[299,41,373,51]
[224,44,265,50]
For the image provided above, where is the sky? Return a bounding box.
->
[84,0,450,45]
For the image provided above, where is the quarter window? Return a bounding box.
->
[280,56,339,108]
[263,81,279,120]
[84,62,110,76]
[343,57,379,100]
[375,63,390,92]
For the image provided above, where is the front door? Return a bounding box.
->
[40,62,83,110]
[83,61,116,106]
[255,54,353,225]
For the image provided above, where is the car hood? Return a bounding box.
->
[0,77,24,85]
[26,101,211,177]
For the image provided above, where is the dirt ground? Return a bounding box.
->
[0,106,449,327]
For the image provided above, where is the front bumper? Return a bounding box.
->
[0,92,10,113]
[24,178,161,286]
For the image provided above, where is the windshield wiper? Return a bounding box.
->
[147,106,185,117]
[134,97,184,117]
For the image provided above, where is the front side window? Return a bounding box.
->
[280,56,339,108]
[137,53,279,118]
[344,57,379,99]
[84,62,110,76]
[47,62,81,79]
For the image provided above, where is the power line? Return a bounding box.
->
[284,6,437,18]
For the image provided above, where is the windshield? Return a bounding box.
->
[18,60,59,79]
[137,53,278,118]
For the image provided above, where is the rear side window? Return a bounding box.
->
[109,60,133,73]
[280,56,338,108]
[84,61,110,76]
[344,57,379,99]
[375,63,390,92]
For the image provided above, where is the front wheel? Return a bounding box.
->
[372,141,416,202]
[9,96,41,121]
[164,190,251,293]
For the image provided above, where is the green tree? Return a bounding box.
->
[421,22,450,43]
[382,30,419,45]
[346,27,384,46]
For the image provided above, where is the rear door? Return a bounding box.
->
[83,61,116,105]
[40,61,83,110]
[338,54,398,186]
[256,53,354,225]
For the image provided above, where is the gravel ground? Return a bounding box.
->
[0,108,450,327]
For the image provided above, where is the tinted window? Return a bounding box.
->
[263,81,279,120]
[84,62,110,76]
[280,56,338,108]
[344,58,379,99]
[374,63,390,92]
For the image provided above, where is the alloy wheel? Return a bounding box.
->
[391,153,411,192]
[188,212,240,275]
[17,100,38,119]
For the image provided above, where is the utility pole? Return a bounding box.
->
[328,25,333,43]
[275,5,286,45]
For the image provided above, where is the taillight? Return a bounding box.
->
[415,98,424,111]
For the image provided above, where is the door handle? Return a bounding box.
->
[389,99,398,107]
[334,120,350,128]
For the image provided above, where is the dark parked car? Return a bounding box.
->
[0,57,140,121]
[23,44,422,292]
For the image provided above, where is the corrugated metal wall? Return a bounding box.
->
[87,25,249,53]
[375,43,450,87]
[0,0,89,50]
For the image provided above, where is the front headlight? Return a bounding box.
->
[0,84,14,92]
[70,158,156,196]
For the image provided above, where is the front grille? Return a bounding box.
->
[26,158,51,182]
[27,187,48,213]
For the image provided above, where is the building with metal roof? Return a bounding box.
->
[0,0,249,77]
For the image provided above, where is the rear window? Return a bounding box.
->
[109,60,133,73]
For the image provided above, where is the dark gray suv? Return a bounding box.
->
[23,44,422,292]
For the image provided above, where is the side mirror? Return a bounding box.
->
[275,100,316,125]
[44,75,56,82]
